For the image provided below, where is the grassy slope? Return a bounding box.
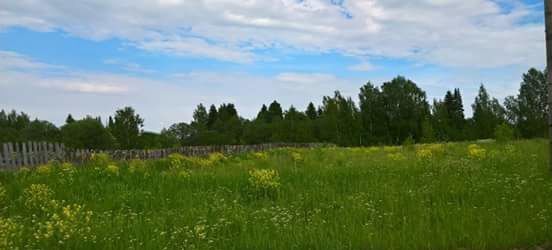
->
[0,140,551,250]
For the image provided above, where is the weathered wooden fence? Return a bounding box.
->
[0,142,332,169]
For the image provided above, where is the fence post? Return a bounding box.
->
[6,143,14,169]
[21,142,28,167]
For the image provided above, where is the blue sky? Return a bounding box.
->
[0,0,546,131]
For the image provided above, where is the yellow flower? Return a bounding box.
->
[105,165,119,175]
[248,169,280,190]
[34,204,94,243]
[23,184,55,211]
[387,152,406,161]
[416,148,433,159]
[467,144,486,159]
[177,170,191,179]
[0,184,6,205]
[253,152,268,160]
[128,159,147,173]
[36,164,52,175]
[19,167,31,174]
[291,152,303,162]
[59,162,76,174]
[167,153,186,169]
[90,153,111,167]
[0,217,22,249]
[208,153,227,164]
[383,146,401,153]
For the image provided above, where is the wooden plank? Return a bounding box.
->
[47,142,53,162]
[27,142,33,166]
[5,143,11,168]
[7,142,14,169]
[22,142,29,166]
[39,142,46,165]
[32,141,38,165]
[43,142,49,164]
[12,142,18,168]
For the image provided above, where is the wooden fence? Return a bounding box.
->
[0,142,332,169]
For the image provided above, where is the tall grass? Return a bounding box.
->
[0,140,550,249]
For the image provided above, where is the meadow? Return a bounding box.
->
[0,140,551,250]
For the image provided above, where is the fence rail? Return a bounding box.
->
[0,142,332,169]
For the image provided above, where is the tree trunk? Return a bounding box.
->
[546,0,552,172]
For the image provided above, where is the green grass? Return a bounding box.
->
[0,140,551,250]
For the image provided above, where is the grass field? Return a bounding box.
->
[0,140,551,249]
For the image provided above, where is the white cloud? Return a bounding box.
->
[0,0,544,67]
[0,51,58,71]
[39,81,130,94]
[348,62,376,72]
[136,37,255,63]
[0,50,361,131]
[103,59,155,74]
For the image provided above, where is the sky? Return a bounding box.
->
[0,0,546,131]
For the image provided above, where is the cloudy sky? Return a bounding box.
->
[0,0,546,131]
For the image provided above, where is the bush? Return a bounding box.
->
[248,168,280,199]
[494,123,515,143]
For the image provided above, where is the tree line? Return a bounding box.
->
[0,68,547,149]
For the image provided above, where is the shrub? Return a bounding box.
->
[23,184,56,212]
[0,217,22,249]
[105,165,119,175]
[128,159,147,173]
[494,123,515,143]
[90,153,112,167]
[467,144,486,160]
[248,169,280,198]
[167,153,186,169]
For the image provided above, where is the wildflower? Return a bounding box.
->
[34,204,94,243]
[36,164,52,175]
[90,153,111,167]
[128,159,147,173]
[105,165,119,175]
[387,152,405,161]
[253,152,268,160]
[426,144,445,154]
[383,146,401,153]
[167,153,186,169]
[177,170,191,179]
[60,163,75,174]
[18,167,31,174]
[0,217,22,249]
[208,153,227,164]
[0,184,6,205]
[23,184,55,211]
[291,152,303,162]
[467,144,486,159]
[416,148,433,159]
[248,169,280,191]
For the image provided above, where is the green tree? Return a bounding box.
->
[191,104,209,132]
[268,101,283,122]
[305,102,318,120]
[504,68,548,138]
[380,76,430,144]
[65,114,75,124]
[110,107,144,149]
[20,120,61,142]
[472,84,505,139]
[319,91,361,146]
[165,122,193,145]
[61,118,115,149]
[359,82,388,145]
[207,105,218,130]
